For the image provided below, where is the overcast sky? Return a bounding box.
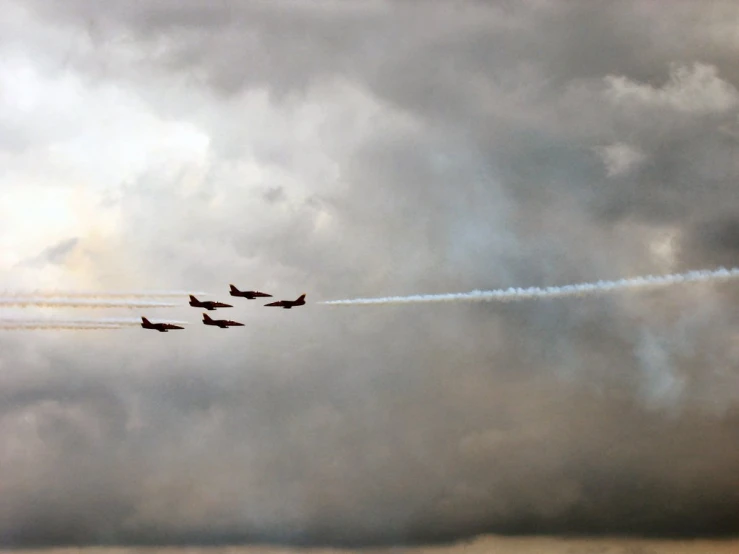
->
[1,0,739,550]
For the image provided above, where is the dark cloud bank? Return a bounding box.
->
[2,0,739,548]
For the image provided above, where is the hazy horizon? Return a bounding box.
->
[3,536,739,554]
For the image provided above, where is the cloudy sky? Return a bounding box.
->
[1,0,739,552]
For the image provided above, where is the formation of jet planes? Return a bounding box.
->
[142,286,306,331]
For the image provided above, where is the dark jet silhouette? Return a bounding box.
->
[264,293,306,309]
[141,317,184,332]
[229,284,272,299]
[189,295,232,310]
[202,312,244,328]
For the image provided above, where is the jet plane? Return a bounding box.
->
[189,295,232,310]
[202,312,244,328]
[141,317,184,332]
[229,284,273,299]
[264,293,306,309]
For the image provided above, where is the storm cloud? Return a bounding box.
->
[1,0,739,549]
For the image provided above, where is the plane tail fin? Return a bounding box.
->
[142,317,150,324]
[230,284,238,292]
[203,313,212,321]
[189,295,198,302]
[298,294,306,301]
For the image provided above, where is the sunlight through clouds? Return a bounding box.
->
[0,53,210,279]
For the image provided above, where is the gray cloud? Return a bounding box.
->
[1,0,739,549]
[20,237,80,267]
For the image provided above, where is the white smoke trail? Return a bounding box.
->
[0,298,179,308]
[87,318,191,327]
[321,267,739,305]
[0,325,124,330]
[0,317,191,326]
[0,320,125,330]
[0,317,191,330]
[0,290,211,298]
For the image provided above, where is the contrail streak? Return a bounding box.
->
[0,298,179,308]
[320,267,739,305]
[0,290,211,298]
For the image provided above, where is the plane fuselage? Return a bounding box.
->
[264,294,307,309]
[141,318,184,332]
[202,313,244,328]
[229,287,272,299]
[189,297,232,310]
